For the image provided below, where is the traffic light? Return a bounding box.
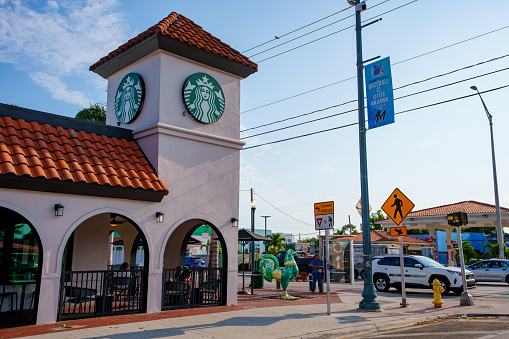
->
[447,212,468,226]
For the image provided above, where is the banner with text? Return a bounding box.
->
[365,57,394,129]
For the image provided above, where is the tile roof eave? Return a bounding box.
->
[91,31,257,80]
[0,174,167,202]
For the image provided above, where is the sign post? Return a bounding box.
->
[314,201,334,315]
[447,212,474,306]
[381,188,414,307]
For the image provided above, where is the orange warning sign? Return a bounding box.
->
[390,226,408,237]
[381,188,415,226]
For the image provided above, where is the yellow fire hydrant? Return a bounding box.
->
[432,278,444,308]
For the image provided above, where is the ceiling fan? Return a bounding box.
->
[109,214,127,227]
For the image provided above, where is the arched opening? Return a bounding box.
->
[58,213,149,321]
[162,220,228,309]
[0,207,43,328]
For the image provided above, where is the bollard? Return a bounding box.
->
[432,278,444,308]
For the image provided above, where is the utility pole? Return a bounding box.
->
[348,215,352,235]
[353,0,381,311]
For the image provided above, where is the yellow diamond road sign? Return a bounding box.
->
[381,188,415,226]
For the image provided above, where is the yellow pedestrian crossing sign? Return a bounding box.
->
[381,188,414,226]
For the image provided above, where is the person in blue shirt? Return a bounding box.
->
[310,254,323,292]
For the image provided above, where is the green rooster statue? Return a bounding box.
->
[259,250,299,299]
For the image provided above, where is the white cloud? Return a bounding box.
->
[0,0,128,105]
[30,72,91,107]
[321,165,334,174]
[420,139,437,148]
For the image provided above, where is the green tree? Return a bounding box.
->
[75,103,106,124]
[370,210,387,230]
[407,229,429,235]
[266,233,286,254]
[334,224,357,235]
[454,240,479,264]
[200,239,210,254]
[483,243,509,259]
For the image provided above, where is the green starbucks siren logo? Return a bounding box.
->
[115,73,145,124]
[183,73,225,124]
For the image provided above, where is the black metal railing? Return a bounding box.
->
[162,267,223,310]
[57,269,145,321]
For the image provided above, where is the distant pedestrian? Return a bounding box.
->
[310,254,323,293]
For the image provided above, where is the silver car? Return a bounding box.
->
[467,260,509,283]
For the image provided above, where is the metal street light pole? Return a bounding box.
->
[250,201,257,270]
[354,0,380,310]
[261,216,271,253]
[470,86,505,260]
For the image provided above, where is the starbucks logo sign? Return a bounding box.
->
[183,73,225,124]
[115,73,145,124]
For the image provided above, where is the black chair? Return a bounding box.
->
[109,276,131,300]
[0,284,18,312]
[164,281,189,306]
[199,280,220,304]
[62,285,97,315]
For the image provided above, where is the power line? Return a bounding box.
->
[241,26,509,115]
[246,1,391,59]
[241,65,509,140]
[243,84,509,150]
[392,25,509,66]
[241,52,509,131]
[241,99,356,133]
[242,6,351,54]
[254,192,314,226]
[255,0,418,63]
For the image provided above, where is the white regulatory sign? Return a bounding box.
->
[315,214,334,230]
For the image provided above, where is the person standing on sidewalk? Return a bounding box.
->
[310,254,323,292]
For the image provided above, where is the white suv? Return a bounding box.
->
[372,255,476,295]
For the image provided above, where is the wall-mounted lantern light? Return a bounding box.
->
[54,204,64,217]
[231,217,239,227]
[156,212,165,223]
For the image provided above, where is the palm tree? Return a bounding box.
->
[267,233,286,254]
[484,243,509,259]
[454,240,479,264]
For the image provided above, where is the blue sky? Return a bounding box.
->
[1,0,509,239]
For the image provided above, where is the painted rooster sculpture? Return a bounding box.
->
[259,249,299,299]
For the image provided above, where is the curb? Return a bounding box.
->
[283,312,509,339]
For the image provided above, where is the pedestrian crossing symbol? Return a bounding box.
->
[381,188,414,226]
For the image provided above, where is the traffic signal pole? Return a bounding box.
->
[355,0,381,311]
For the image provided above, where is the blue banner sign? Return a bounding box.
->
[365,57,394,129]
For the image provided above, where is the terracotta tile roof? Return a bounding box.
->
[90,12,257,72]
[0,116,168,196]
[379,201,509,222]
[332,230,428,244]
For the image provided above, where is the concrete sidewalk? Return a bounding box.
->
[3,280,509,339]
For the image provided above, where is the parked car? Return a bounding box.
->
[467,259,509,283]
[185,256,205,267]
[372,255,475,295]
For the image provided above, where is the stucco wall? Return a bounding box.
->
[1,46,244,325]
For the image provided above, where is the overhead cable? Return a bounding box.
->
[241,30,509,115]
[255,0,418,63]
[243,84,509,150]
[241,65,509,139]
[255,192,314,226]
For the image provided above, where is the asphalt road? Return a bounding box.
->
[354,317,509,338]
[350,282,509,338]
[371,281,509,300]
